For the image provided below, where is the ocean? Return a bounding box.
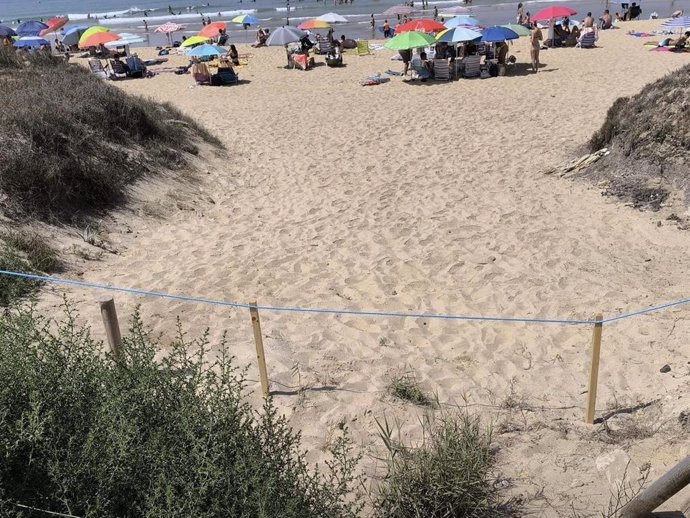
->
[1,0,688,44]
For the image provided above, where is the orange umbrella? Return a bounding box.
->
[199,21,227,38]
[40,17,68,36]
[79,32,121,48]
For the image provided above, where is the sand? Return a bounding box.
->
[34,19,690,514]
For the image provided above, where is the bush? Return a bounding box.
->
[375,411,508,517]
[0,230,60,305]
[387,371,435,407]
[0,305,362,517]
[0,47,222,221]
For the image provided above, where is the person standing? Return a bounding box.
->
[530,21,542,73]
[433,6,438,20]
[370,14,375,34]
[383,19,391,37]
[516,2,525,23]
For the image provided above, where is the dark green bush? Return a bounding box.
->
[0,46,222,221]
[0,306,362,517]
[375,412,508,517]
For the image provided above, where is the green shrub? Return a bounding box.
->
[0,305,362,517]
[0,46,222,222]
[387,372,435,407]
[375,412,508,517]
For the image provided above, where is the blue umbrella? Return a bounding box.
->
[233,15,260,26]
[14,36,50,48]
[62,26,92,47]
[481,26,519,42]
[16,20,49,37]
[0,25,17,37]
[187,44,227,58]
[444,16,481,28]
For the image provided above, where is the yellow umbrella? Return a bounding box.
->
[78,26,109,46]
[180,35,211,47]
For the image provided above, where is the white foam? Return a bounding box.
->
[91,9,257,26]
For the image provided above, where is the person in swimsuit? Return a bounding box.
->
[530,22,543,73]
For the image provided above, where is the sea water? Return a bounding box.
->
[1,0,688,45]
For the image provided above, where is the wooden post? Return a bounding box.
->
[250,302,270,398]
[585,313,604,424]
[99,297,122,359]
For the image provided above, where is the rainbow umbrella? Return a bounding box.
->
[297,19,332,30]
[78,26,109,46]
[79,32,121,48]
[180,35,211,47]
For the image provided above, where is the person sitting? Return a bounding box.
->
[126,53,147,77]
[217,29,228,46]
[627,2,641,20]
[565,25,581,46]
[418,51,433,79]
[111,53,130,75]
[615,11,624,22]
[229,44,240,65]
[253,27,267,47]
[599,9,613,29]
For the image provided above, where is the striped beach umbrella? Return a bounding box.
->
[435,26,482,43]
[662,16,690,28]
[79,32,121,48]
[78,26,109,46]
[155,22,185,34]
[298,19,332,30]
[232,14,260,25]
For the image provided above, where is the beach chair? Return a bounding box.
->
[317,40,332,55]
[356,40,371,56]
[462,55,481,78]
[433,58,451,81]
[291,53,309,70]
[108,59,129,79]
[213,67,239,85]
[411,63,432,80]
[192,62,211,84]
[88,58,108,79]
[576,32,597,48]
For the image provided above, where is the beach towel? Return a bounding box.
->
[385,69,403,76]
[361,75,390,86]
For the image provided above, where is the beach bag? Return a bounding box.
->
[210,74,222,86]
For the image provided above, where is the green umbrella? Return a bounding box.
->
[384,31,435,50]
[499,23,531,37]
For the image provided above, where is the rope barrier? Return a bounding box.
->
[0,269,597,325]
[1,269,688,326]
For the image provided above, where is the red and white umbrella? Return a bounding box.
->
[40,17,68,37]
[155,22,185,33]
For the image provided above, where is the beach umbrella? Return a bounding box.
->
[266,26,306,46]
[662,16,690,28]
[180,35,212,47]
[79,32,121,48]
[439,6,472,16]
[13,36,50,48]
[61,26,90,47]
[298,19,332,30]
[317,12,348,23]
[395,18,446,34]
[0,25,17,37]
[187,43,227,58]
[232,15,260,25]
[500,23,531,36]
[444,16,482,28]
[435,26,482,43]
[383,5,418,16]
[155,22,185,45]
[531,6,577,22]
[40,17,68,36]
[481,26,519,42]
[16,21,49,37]
[78,26,109,46]
[199,21,227,38]
[104,33,145,48]
[384,30,435,50]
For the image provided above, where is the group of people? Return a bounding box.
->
[252,28,270,47]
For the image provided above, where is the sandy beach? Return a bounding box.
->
[32,19,690,514]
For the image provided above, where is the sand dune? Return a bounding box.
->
[34,19,690,514]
